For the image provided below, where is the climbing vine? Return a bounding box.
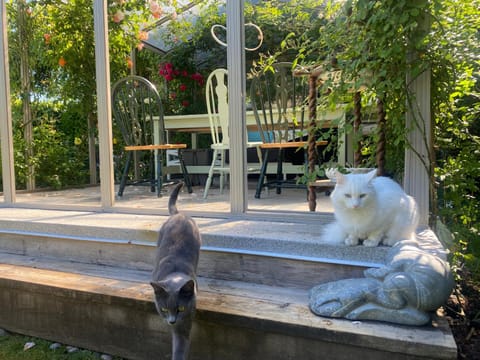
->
[305,0,480,273]
[304,0,435,176]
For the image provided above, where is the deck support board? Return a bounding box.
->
[0,254,456,360]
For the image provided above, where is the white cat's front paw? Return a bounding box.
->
[363,238,381,247]
[382,237,400,247]
[345,235,359,246]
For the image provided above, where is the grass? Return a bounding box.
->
[0,331,124,360]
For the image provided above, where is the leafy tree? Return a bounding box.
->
[431,0,480,276]
[6,0,182,188]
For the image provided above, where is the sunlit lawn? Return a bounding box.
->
[0,332,124,360]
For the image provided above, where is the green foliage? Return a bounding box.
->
[11,101,89,190]
[248,0,480,277]
[0,332,123,359]
[307,0,438,178]
[429,0,480,279]
[6,1,183,189]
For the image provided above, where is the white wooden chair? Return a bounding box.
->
[203,69,262,198]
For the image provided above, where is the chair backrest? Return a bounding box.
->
[250,62,308,144]
[112,75,166,147]
[206,68,229,146]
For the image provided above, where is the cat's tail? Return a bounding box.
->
[319,221,347,245]
[168,182,184,215]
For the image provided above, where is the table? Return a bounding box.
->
[164,108,344,147]
[163,108,346,177]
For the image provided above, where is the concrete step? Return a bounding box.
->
[0,208,386,290]
[0,252,456,360]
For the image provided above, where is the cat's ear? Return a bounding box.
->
[179,279,196,298]
[150,281,168,295]
[335,170,345,184]
[367,169,378,182]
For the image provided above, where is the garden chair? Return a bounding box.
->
[112,75,192,197]
[203,68,262,198]
[250,62,328,199]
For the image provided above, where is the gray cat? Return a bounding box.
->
[150,182,201,360]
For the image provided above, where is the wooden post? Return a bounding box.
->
[404,69,431,226]
[353,91,362,167]
[404,6,432,226]
[376,97,386,176]
[227,0,247,213]
[93,0,114,208]
[0,1,16,203]
[307,73,318,212]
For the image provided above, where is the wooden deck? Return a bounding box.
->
[0,205,457,359]
[11,181,335,214]
[0,245,456,360]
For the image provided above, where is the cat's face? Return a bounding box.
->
[151,274,196,325]
[332,170,377,210]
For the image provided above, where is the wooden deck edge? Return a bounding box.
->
[0,257,457,360]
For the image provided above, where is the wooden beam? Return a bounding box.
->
[93,0,114,208]
[0,2,16,203]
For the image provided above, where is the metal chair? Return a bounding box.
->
[250,62,327,198]
[112,75,192,197]
[203,69,262,198]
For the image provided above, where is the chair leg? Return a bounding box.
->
[178,149,193,194]
[118,151,133,197]
[203,148,218,198]
[156,149,163,197]
[219,149,226,194]
[255,149,269,199]
[150,150,157,193]
[276,149,284,194]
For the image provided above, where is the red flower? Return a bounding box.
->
[179,84,187,92]
[181,100,189,107]
[191,72,205,86]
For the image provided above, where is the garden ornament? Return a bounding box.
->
[309,238,455,326]
[210,22,263,51]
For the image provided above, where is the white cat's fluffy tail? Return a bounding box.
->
[319,221,346,245]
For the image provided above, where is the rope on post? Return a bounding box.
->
[307,74,318,212]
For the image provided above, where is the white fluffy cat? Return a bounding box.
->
[321,169,419,247]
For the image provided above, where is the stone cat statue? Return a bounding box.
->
[310,239,455,325]
[150,182,201,360]
[321,169,419,247]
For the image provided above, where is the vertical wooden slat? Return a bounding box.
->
[376,97,386,176]
[227,0,247,213]
[93,0,114,208]
[0,2,16,203]
[404,69,431,226]
[353,91,362,167]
